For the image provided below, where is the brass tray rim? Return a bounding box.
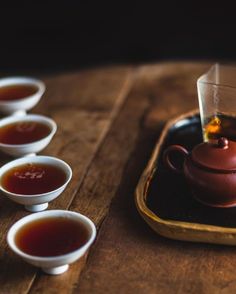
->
[135,109,236,245]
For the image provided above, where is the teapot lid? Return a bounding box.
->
[191,137,236,172]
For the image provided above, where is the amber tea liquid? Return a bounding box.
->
[0,84,38,101]
[0,121,51,145]
[203,113,236,142]
[1,163,67,195]
[15,217,89,257]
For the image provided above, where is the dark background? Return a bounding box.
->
[1,2,236,71]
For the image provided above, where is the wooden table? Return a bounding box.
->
[2,62,236,294]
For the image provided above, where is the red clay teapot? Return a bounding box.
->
[164,137,236,207]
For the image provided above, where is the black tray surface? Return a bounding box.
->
[147,115,236,228]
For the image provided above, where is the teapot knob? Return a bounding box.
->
[218,137,229,149]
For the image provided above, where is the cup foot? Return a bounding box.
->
[23,153,36,157]
[12,110,26,117]
[25,203,48,212]
[42,264,69,275]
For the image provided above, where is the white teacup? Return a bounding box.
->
[0,156,72,212]
[0,114,57,157]
[0,77,45,116]
[7,210,96,275]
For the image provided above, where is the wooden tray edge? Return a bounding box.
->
[135,109,236,246]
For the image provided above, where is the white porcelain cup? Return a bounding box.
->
[0,77,45,116]
[0,156,72,212]
[7,210,96,275]
[0,114,57,157]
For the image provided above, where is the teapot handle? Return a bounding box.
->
[163,145,189,174]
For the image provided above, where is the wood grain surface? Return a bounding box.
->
[2,62,236,294]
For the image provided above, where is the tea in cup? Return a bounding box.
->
[0,156,72,212]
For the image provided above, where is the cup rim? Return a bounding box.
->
[7,210,96,262]
[0,114,57,148]
[0,77,45,104]
[0,155,72,197]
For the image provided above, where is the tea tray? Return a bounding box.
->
[135,109,236,245]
